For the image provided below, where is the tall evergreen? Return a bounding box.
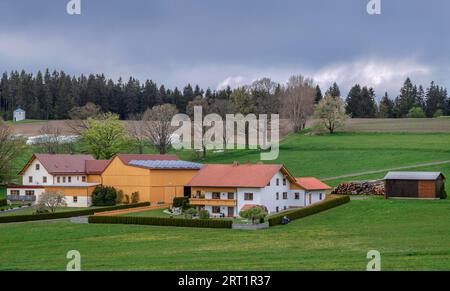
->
[378,92,395,118]
[315,85,323,103]
[325,82,341,98]
[425,81,447,117]
[345,84,377,118]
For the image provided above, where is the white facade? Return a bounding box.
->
[13,108,25,122]
[7,157,96,207]
[199,170,327,217]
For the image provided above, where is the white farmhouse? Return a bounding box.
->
[187,162,332,217]
[13,107,26,122]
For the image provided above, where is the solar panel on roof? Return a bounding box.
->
[129,160,203,170]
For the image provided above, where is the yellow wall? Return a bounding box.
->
[101,157,199,205]
[87,175,102,184]
[44,186,96,197]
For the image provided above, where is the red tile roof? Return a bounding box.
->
[295,178,332,190]
[20,154,95,175]
[188,163,283,188]
[118,154,179,165]
[85,160,110,174]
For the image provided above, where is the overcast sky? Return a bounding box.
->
[0,0,448,97]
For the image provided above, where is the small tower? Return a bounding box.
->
[13,107,26,122]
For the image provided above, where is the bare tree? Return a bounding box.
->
[128,113,147,154]
[0,119,25,183]
[66,103,103,135]
[313,95,348,134]
[142,104,179,154]
[36,191,67,213]
[281,75,316,132]
[37,123,64,154]
[187,96,211,159]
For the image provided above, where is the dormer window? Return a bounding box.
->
[35,164,40,170]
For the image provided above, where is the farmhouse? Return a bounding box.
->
[187,162,331,217]
[384,171,446,199]
[7,154,108,207]
[13,107,26,122]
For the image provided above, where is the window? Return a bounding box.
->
[227,192,234,200]
[276,192,279,200]
[283,192,288,200]
[276,206,279,212]
[195,191,201,198]
[212,192,221,199]
[276,179,279,186]
[35,164,40,170]
[244,193,253,201]
[57,177,61,183]
[319,193,323,200]
[43,176,47,183]
[68,177,72,183]
[212,206,221,213]
[283,178,286,186]
[82,176,86,182]
[28,176,33,183]
[63,177,66,183]
[10,190,19,195]
[284,206,287,210]
[25,190,35,196]
[73,196,78,203]
[295,193,300,200]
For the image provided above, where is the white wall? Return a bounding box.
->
[65,195,92,207]
[22,159,53,186]
[14,111,25,122]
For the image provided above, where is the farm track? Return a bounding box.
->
[322,160,450,181]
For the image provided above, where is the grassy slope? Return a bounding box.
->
[0,197,448,271]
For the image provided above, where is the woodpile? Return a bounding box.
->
[332,180,385,196]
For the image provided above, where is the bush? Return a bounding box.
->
[131,192,139,204]
[433,109,444,118]
[173,197,189,209]
[0,199,6,207]
[92,186,117,206]
[407,107,426,118]
[441,188,447,200]
[268,195,350,226]
[116,190,124,204]
[199,209,210,219]
[88,215,232,229]
[184,208,198,219]
[239,206,268,224]
[0,202,150,224]
[124,194,130,204]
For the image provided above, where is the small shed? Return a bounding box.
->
[13,107,26,122]
[384,172,445,199]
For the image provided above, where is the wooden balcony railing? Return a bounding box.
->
[189,198,237,206]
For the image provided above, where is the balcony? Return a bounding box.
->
[7,195,36,202]
[189,198,237,207]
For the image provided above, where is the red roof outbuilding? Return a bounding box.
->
[295,177,332,190]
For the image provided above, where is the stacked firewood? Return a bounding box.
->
[332,180,385,196]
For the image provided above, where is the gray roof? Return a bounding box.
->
[129,160,203,170]
[14,108,25,113]
[384,171,444,181]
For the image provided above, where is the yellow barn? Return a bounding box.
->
[101,154,202,205]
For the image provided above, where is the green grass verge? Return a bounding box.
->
[0,196,448,270]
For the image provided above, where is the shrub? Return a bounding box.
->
[441,188,447,200]
[0,202,150,224]
[92,186,117,206]
[131,192,139,204]
[268,195,350,226]
[184,208,198,219]
[433,109,444,118]
[88,215,232,229]
[124,194,130,204]
[0,199,7,207]
[239,206,268,224]
[173,197,189,209]
[407,107,426,118]
[116,190,124,204]
[199,209,210,219]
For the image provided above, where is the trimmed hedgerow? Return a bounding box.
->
[88,215,232,229]
[0,199,6,207]
[0,202,150,224]
[268,195,350,226]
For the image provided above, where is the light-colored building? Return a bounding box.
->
[13,108,26,122]
[187,163,331,217]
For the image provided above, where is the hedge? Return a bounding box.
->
[0,202,150,224]
[0,199,6,207]
[88,215,233,229]
[268,195,350,226]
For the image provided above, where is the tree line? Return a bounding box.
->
[1,70,449,121]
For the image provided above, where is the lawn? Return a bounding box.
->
[0,206,93,216]
[0,196,448,271]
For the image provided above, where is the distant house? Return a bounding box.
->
[384,172,446,199]
[13,108,26,122]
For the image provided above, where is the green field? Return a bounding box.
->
[1,131,449,270]
[0,196,448,271]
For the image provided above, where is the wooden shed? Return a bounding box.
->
[384,172,445,199]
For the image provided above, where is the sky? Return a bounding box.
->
[0,0,449,98]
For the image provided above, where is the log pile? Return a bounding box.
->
[332,180,385,196]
